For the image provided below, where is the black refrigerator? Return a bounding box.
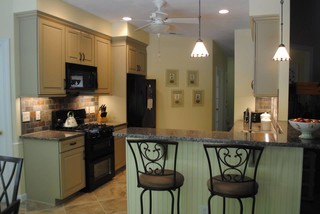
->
[127,74,156,128]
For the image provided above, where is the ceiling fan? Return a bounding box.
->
[135,0,198,34]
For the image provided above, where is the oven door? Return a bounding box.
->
[85,153,115,192]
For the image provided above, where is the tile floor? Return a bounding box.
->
[19,170,127,214]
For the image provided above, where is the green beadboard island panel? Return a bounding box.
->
[126,140,303,214]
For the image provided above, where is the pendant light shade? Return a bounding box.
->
[191,0,209,57]
[273,0,290,61]
[273,44,290,61]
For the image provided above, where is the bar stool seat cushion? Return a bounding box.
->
[207,174,258,197]
[140,169,184,190]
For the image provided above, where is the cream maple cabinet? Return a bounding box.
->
[127,40,147,75]
[23,135,85,205]
[112,37,147,75]
[18,13,66,96]
[95,36,112,94]
[253,16,279,97]
[114,124,127,171]
[66,27,95,66]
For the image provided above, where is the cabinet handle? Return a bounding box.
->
[0,131,2,135]
[69,142,77,146]
[79,52,82,61]
[251,80,254,90]
[82,53,86,61]
[137,65,141,72]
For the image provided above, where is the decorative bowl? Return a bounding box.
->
[289,118,320,139]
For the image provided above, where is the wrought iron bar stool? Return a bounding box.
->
[127,139,184,214]
[203,143,264,214]
[0,155,23,213]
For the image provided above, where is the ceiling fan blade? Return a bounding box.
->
[135,23,152,31]
[165,18,198,24]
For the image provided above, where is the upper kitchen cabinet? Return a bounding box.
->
[66,27,95,66]
[127,40,147,75]
[112,37,148,76]
[252,16,279,97]
[95,36,112,94]
[18,12,66,96]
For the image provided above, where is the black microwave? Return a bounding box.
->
[65,63,98,91]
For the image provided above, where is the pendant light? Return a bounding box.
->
[273,0,290,61]
[191,0,209,57]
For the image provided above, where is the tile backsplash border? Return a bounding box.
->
[20,96,98,134]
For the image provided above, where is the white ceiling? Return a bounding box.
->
[63,0,250,56]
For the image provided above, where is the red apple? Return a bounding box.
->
[304,119,312,123]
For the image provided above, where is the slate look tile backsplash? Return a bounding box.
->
[20,96,98,134]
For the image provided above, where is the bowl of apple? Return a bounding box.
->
[289,118,320,139]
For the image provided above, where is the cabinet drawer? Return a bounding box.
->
[60,136,84,153]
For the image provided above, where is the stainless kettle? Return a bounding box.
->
[64,111,78,127]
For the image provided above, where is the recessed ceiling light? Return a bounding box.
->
[122,17,132,21]
[219,9,229,14]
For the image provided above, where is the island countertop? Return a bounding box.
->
[113,120,320,149]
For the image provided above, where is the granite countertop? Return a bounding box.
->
[20,130,84,141]
[113,121,320,149]
[104,122,127,129]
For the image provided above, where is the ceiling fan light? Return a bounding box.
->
[191,39,209,57]
[149,23,170,34]
[273,44,290,61]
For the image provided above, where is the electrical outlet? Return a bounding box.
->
[89,106,95,113]
[36,111,41,120]
[22,112,30,122]
[85,106,90,114]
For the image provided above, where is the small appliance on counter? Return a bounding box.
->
[97,104,107,123]
[260,112,271,131]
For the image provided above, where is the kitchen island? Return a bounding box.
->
[114,121,320,214]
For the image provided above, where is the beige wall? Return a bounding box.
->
[146,34,213,130]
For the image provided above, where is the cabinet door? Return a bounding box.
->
[66,27,94,66]
[66,27,81,64]
[114,136,126,170]
[137,48,147,75]
[254,17,279,97]
[38,18,66,95]
[127,45,138,73]
[81,32,95,66]
[60,146,85,198]
[95,36,112,94]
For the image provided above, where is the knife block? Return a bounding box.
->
[97,111,107,123]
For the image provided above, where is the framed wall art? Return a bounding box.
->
[192,90,204,106]
[171,90,184,107]
[166,69,179,87]
[187,70,199,87]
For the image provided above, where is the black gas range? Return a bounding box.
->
[52,109,115,192]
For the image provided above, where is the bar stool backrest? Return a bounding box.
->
[204,144,264,191]
[127,139,179,188]
[0,155,23,211]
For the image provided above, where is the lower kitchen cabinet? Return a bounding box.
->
[114,124,127,171]
[23,135,85,205]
